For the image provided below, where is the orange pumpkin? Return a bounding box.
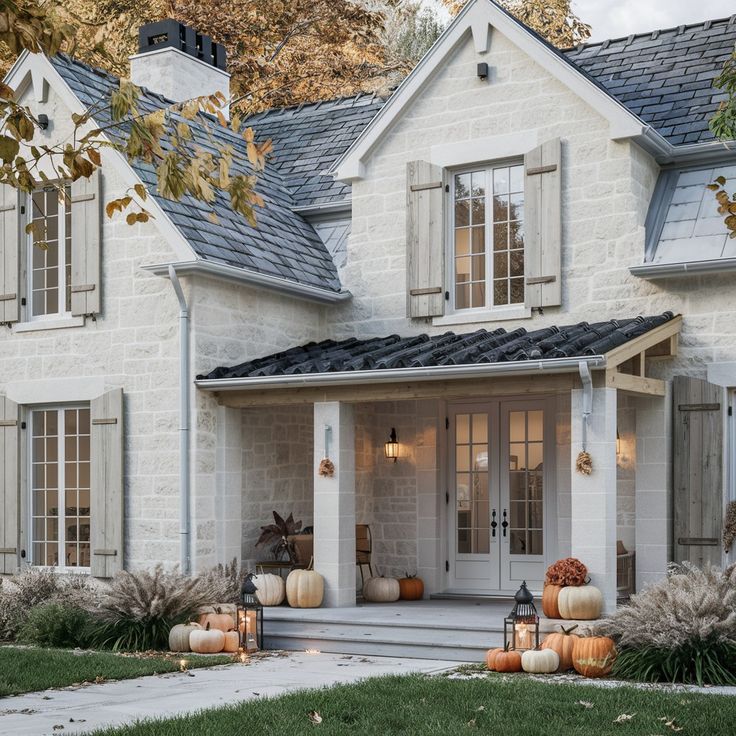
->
[485,647,505,671]
[541,625,579,671]
[541,583,563,619]
[398,574,425,601]
[493,646,522,673]
[223,629,240,653]
[572,636,617,678]
[198,607,234,633]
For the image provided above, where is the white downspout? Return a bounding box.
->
[168,265,191,575]
[578,361,593,450]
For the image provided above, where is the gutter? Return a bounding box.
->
[630,258,736,279]
[168,265,191,576]
[196,355,607,392]
[578,361,593,451]
[142,260,351,305]
[638,127,736,165]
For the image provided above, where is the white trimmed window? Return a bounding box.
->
[28,185,73,318]
[452,162,525,311]
[30,406,91,570]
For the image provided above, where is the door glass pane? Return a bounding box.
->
[508,409,544,556]
[455,412,490,554]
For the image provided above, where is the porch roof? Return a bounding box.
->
[197,312,678,395]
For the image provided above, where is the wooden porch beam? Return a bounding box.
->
[603,315,682,368]
[605,370,666,396]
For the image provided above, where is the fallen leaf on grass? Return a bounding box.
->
[576,700,594,709]
[466,718,476,727]
[308,711,323,725]
[613,713,636,723]
[476,705,485,712]
[659,717,684,732]
[52,726,64,731]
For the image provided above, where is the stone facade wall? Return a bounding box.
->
[616,395,637,553]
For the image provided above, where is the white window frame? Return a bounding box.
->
[26,185,72,323]
[447,157,526,316]
[27,404,91,574]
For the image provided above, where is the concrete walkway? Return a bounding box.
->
[0,652,459,735]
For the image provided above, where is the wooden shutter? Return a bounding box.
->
[406,160,445,318]
[70,170,101,317]
[0,394,19,574]
[0,185,20,324]
[91,388,124,577]
[524,138,562,308]
[673,376,723,567]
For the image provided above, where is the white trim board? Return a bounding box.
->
[5,376,106,405]
[431,132,538,169]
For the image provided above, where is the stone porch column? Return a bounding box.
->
[313,401,356,607]
[570,387,617,613]
[634,388,672,590]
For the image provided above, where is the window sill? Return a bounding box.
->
[630,258,736,279]
[13,316,85,333]
[433,306,532,327]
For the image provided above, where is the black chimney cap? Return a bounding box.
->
[138,19,227,71]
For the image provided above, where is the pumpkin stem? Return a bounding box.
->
[504,642,511,652]
[561,624,579,635]
[206,622,211,631]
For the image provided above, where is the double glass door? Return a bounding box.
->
[448,399,550,594]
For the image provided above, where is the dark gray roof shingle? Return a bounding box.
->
[197,312,675,380]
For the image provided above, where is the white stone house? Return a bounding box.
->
[1,2,735,619]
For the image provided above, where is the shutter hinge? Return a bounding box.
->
[444,290,450,301]
[446,491,449,505]
[445,560,450,572]
[445,416,449,430]
[729,406,733,417]
[20,205,25,215]
[21,421,26,430]
[21,297,26,306]
[445,184,450,193]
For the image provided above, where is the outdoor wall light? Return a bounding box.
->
[384,427,399,462]
[503,581,540,651]
[477,62,489,80]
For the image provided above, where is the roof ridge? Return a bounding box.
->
[561,14,736,54]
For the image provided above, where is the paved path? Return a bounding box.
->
[0,652,459,735]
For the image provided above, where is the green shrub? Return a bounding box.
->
[17,603,96,649]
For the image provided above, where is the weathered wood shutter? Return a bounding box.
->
[673,375,723,567]
[90,388,124,577]
[70,169,101,317]
[0,185,20,324]
[406,160,445,318]
[0,394,19,574]
[524,138,562,308]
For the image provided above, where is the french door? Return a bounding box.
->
[448,398,553,594]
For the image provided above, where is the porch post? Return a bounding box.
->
[570,387,617,613]
[313,401,356,607]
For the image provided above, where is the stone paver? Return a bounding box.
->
[0,652,459,735]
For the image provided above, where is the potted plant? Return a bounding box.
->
[256,511,303,564]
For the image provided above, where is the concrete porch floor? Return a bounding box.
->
[264,599,588,662]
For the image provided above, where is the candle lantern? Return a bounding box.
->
[503,580,540,651]
[238,572,264,652]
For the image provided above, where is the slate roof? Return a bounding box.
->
[50,53,342,292]
[563,16,736,145]
[197,312,675,380]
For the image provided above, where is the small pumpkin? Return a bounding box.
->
[398,574,424,601]
[572,636,617,678]
[198,606,235,632]
[541,583,563,619]
[223,628,240,653]
[168,622,201,653]
[286,568,324,608]
[485,647,505,671]
[363,576,400,603]
[253,573,286,606]
[493,645,522,673]
[541,625,579,671]
[189,622,225,654]
[521,648,560,674]
[558,585,603,620]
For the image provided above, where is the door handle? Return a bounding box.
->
[501,509,508,537]
[491,509,497,538]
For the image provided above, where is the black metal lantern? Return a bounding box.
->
[503,581,540,651]
[238,572,264,652]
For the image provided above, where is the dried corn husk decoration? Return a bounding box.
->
[576,450,593,475]
[724,500,736,552]
[318,458,335,477]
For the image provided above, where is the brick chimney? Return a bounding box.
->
[130,20,230,117]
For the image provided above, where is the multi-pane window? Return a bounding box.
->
[29,186,73,318]
[453,164,525,310]
[31,407,91,569]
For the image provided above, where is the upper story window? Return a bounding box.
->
[28,186,73,318]
[452,163,525,311]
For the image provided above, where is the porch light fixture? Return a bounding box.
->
[238,573,264,652]
[503,581,540,651]
[384,427,399,462]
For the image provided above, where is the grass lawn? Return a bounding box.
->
[0,646,234,697]
[88,672,736,736]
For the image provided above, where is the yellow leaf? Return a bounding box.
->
[125,212,138,226]
[87,148,101,167]
[133,183,147,201]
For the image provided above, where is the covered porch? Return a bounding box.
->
[197,313,681,623]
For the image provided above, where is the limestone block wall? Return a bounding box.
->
[616,395,637,553]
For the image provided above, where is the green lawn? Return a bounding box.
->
[88,672,736,736]
[0,646,234,696]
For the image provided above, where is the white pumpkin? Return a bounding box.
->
[286,569,324,608]
[557,585,603,620]
[189,624,225,653]
[253,573,286,606]
[168,622,201,652]
[362,576,400,603]
[521,648,560,674]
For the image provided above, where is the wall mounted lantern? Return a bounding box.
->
[384,427,399,462]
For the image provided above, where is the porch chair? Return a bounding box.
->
[356,524,374,586]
